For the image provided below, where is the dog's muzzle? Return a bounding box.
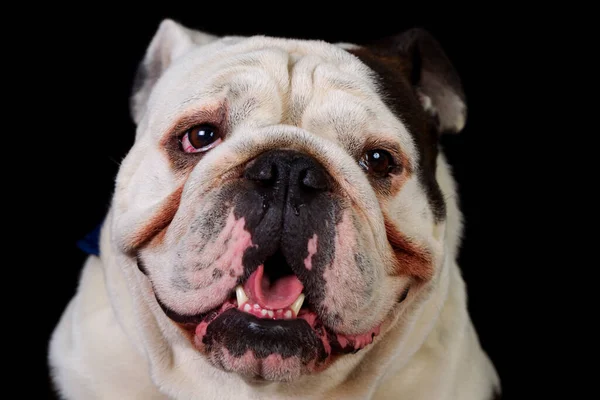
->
[153,150,382,381]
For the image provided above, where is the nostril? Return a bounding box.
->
[245,160,277,185]
[300,168,329,191]
[257,164,275,181]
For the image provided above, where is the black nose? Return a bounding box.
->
[244,150,330,208]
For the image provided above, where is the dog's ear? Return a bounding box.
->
[370,28,467,134]
[130,19,218,124]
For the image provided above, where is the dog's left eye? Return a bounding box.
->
[181,124,223,153]
[359,149,397,177]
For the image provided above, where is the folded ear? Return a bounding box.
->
[371,28,467,134]
[130,19,218,124]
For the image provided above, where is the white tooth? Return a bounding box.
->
[290,294,305,316]
[276,309,283,315]
[267,310,274,318]
[284,310,293,319]
[235,286,248,306]
[254,304,260,309]
[243,304,252,312]
[261,309,268,316]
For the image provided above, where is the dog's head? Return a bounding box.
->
[110,19,465,382]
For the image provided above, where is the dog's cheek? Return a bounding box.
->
[173,209,251,289]
[169,207,253,306]
[140,190,255,314]
[320,209,382,333]
[383,213,434,281]
[129,186,184,250]
[111,141,189,254]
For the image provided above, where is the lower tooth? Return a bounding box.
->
[261,309,268,316]
[267,310,274,318]
[243,304,251,312]
[284,310,292,319]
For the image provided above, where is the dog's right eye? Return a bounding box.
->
[180,124,223,153]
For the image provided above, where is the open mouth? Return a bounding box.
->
[155,249,382,380]
[236,249,306,320]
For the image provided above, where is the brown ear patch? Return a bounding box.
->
[348,47,446,222]
[384,215,433,281]
[127,185,184,252]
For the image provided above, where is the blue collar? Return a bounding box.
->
[77,224,102,256]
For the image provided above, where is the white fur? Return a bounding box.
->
[49,19,499,399]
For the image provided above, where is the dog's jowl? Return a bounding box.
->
[49,19,501,400]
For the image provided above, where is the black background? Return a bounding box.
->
[29,6,549,399]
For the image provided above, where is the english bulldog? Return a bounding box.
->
[49,19,501,399]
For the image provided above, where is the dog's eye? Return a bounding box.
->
[359,150,397,177]
[181,124,222,153]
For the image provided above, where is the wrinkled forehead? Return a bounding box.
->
[143,35,417,161]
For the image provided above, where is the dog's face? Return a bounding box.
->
[110,20,466,382]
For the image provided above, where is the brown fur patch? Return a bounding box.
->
[384,215,433,281]
[127,185,184,251]
[147,227,169,248]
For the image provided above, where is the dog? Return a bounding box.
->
[49,19,501,399]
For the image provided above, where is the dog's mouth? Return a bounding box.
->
[238,249,306,319]
[154,249,383,381]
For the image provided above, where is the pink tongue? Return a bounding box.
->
[243,265,304,310]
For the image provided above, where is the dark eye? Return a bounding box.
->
[359,149,397,177]
[181,124,222,153]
